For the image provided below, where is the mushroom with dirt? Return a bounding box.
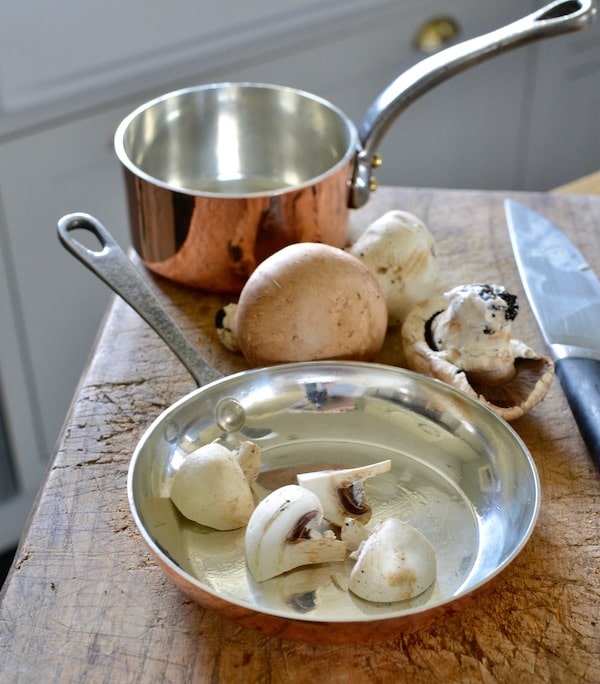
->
[245,484,347,582]
[169,440,261,530]
[401,283,554,421]
[348,517,437,602]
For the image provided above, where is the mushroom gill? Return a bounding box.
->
[401,284,554,421]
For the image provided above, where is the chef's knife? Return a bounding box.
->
[505,199,600,466]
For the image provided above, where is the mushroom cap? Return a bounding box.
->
[349,210,439,326]
[348,518,436,602]
[169,442,256,530]
[400,294,555,421]
[235,242,388,367]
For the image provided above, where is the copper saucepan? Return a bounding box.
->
[114,0,595,292]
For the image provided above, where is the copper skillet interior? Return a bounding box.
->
[128,360,540,642]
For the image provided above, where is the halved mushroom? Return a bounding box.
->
[401,283,554,421]
[348,518,437,603]
[296,460,391,527]
[245,484,347,582]
[169,440,261,530]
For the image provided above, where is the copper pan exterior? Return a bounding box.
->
[116,84,357,292]
[122,164,354,292]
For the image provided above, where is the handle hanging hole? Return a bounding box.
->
[538,1,583,21]
[68,226,106,254]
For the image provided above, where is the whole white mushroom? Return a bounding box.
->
[349,210,439,326]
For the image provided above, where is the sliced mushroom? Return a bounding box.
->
[245,484,347,582]
[169,440,260,530]
[348,518,437,603]
[296,460,391,527]
[349,210,439,326]
[401,283,554,421]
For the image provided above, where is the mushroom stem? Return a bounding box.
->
[234,440,261,482]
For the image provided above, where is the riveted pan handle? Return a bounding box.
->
[351,0,597,208]
[57,213,222,388]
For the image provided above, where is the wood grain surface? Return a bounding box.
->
[1,186,599,683]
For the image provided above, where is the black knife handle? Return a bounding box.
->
[555,357,600,469]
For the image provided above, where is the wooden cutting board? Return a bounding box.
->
[0,185,598,682]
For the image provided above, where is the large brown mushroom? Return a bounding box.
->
[233,242,388,367]
[401,283,554,421]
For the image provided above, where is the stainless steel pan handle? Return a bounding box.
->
[57,213,222,387]
[351,0,597,208]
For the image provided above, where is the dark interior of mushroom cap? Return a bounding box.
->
[423,308,551,410]
[467,358,552,408]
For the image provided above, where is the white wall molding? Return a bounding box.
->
[0,0,405,139]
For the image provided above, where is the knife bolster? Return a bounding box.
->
[552,344,600,362]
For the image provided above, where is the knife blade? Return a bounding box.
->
[505,199,600,466]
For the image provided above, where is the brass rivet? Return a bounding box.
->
[371,154,383,169]
[369,176,379,192]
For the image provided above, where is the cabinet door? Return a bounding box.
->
[210,0,530,190]
[0,106,133,459]
[520,16,600,190]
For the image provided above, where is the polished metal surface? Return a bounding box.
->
[505,199,600,356]
[114,84,356,289]
[128,361,540,628]
[116,83,357,197]
[57,215,541,636]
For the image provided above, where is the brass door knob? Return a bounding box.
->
[415,17,460,54]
